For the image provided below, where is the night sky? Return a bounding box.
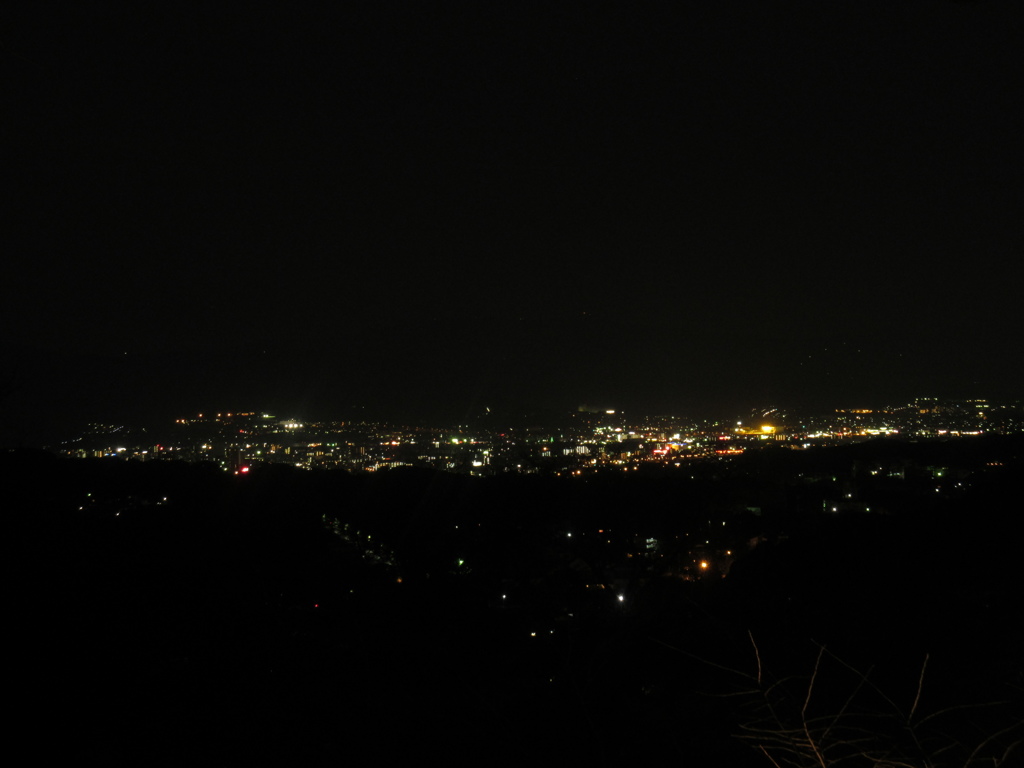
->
[4,1,1022,439]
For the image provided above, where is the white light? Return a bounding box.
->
[617,594,625,602]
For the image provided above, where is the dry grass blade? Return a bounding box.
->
[730,643,1021,768]
[909,653,929,724]
[648,635,757,682]
[963,721,1024,768]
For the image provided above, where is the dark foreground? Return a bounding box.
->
[11,439,1023,765]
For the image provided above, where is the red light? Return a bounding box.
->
[240,466,250,473]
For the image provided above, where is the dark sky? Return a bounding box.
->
[3,1,1022,437]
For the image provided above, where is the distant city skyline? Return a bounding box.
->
[3,325,1019,445]
[27,393,1023,460]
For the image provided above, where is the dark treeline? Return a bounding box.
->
[11,437,1023,765]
